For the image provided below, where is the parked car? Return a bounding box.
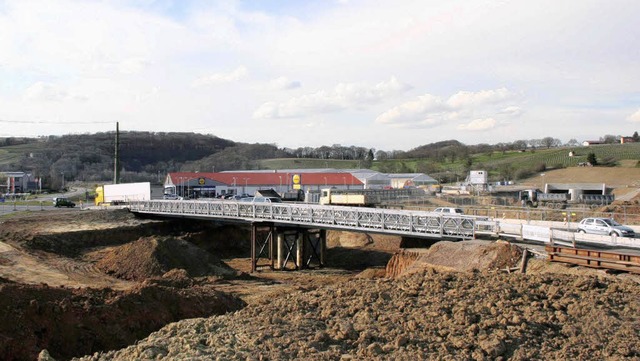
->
[433,207,464,215]
[251,196,282,203]
[577,217,635,237]
[162,194,183,200]
[53,197,75,208]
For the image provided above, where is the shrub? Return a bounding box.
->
[533,162,547,172]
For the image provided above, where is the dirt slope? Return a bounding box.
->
[1,273,246,361]
[72,270,640,361]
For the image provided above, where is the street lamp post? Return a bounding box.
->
[243,178,249,195]
[60,172,65,191]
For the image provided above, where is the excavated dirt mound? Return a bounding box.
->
[327,231,401,251]
[386,241,523,278]
[72,270,640,361]
[0,275,246,361]
[87,236,237,281]
[599,191,640,223]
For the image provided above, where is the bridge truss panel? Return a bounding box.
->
[128,200,478,240]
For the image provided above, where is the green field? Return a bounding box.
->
[259,144,640,183]
[0,141,48,167]
[259,158,362,170]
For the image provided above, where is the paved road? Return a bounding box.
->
[0,202,84,216]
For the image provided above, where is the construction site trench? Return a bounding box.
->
[0,209,638,361]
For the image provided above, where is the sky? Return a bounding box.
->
[1,0,639,151]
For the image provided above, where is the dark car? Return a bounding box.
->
[53,197,76,208]
[577,217,635,237]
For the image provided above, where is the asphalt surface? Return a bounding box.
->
[0,202,85,216]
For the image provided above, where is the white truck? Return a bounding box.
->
[95,182,151,206]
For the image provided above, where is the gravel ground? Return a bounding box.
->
[70,270,640,361]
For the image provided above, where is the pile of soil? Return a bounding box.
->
[71,270,640,360]
[0,274,246,361]
[386,241,523,277]
[88,236,237,281]
[327,231,401,251]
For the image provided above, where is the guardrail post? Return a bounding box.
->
[519,224,524,241]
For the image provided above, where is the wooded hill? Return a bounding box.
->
[0,132,638,189]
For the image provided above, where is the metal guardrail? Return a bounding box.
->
[128,200,478,240]
[474,219,640,249]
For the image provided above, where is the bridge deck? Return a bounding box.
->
[128,200,478,240]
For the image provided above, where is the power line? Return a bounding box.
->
[0,118,113,125]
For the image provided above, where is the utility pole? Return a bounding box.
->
[114,122,120,184]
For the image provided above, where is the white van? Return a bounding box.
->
[433,207,464,214]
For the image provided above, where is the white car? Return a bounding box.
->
[433,207,464,214]
[577,217,635,237]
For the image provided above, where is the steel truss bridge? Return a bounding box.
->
[128,199,481,272]
[128,199,479,240]
[127,200,640,274]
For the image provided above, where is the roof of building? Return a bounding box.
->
[387,173,438,183]
[167,172,363,186]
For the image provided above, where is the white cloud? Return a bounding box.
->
[269,76,301,90]
[375,88,518,129]
[627,109,640,123]
[192,66,249,87]
[23,82,87,102]
[118,57,151,75]
[457,118,498,131]
[499,106,523,117]
[446,88,513,109]
[375,94,445,125]
[253,77,410,119]
[1,0,639,148]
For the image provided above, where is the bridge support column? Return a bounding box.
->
[276,232,285,270]
[271,227,326,271]
[297,232,304,270]
[250,222,275,273]
[319,229,326,267]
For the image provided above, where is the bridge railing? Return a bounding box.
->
[128,200,481,240]
[128,200,640,249]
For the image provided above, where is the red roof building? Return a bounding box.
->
[164,171,364,198]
